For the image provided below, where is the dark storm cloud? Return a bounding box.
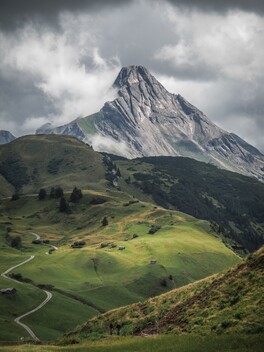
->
[0,0,132,30]
[0,0,263,152]
[166,0,264,13]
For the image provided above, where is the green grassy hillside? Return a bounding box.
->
[66,247,264,341]
[0,135,107,196]
[2,134,261,345]
[114,156,264,252]
[0,188,240,342]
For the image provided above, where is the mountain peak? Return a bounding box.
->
[35,66,264,180]
[0,130,16,145]
[113,65,155,88]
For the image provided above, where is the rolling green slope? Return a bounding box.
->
[0,189,240,342]
[0,135,107,196]
[114,156,264,252]
[66,247,264,340]
[2,134,260,344]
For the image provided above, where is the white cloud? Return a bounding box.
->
[0,112,17,135]
[0,0,263,153]
[154,6,264,152]
[0,21,120,131]
[156,8,264,82]
[22,116,50,132]
[89,134,131,157]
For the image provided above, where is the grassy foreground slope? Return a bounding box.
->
[67,247,264,340]
[0,189,240,341]
[115,156,264,252]
[0,335,263,352]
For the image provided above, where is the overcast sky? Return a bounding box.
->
[0,0,263,151]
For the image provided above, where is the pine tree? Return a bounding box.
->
[38,188,47,200]
[50,187,56,199]
[102,216,108,226]
[55,186,64,198]
[70,187,83,203]
[59,197,69,213]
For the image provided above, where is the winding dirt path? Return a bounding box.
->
[14,290,52,342]
[1,256,35,283]
[31,232,58,255]
[1,232,57,341]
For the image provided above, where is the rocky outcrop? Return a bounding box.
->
[36,65,264,180]
[0,130,16,145]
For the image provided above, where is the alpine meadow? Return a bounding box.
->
[0,1,263,351]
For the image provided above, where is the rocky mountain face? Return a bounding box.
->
[0,130,16,145]
[36,66,264,180]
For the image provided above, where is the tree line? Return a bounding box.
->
[38,186,83,213]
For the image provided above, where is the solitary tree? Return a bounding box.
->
[59,197,69,213]
[11,193,19,201]
[55,186,64,198]
[102,216,108,226]
[38,188,47,200]
[11,236,22,248]
[50,187,56,199]
[70,187,83,203]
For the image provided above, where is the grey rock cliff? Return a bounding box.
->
[0,130,16,144]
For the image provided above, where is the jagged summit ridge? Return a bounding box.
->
[36,65,264,180]
[114,65,163,89]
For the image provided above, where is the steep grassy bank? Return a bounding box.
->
[68,247,263,340]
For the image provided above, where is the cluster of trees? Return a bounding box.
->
[70,187,83,203]
[38,186,83,213]
[0,156,30,192]
[103,155,121,186]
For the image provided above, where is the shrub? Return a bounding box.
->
[71,241,86,248]
[221,321,232,329]
[32,239,42,244]
[100,243,109,248]
[37,284,54,290]
[38,188,47,200]
[102,216,108,226]
[10,273,32,283]
[234,312,242,320]
[11,193,19,201]
[230,295,240,306]
[160,279,167,287]
[11,236,21,248]
[149,225,161,234]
